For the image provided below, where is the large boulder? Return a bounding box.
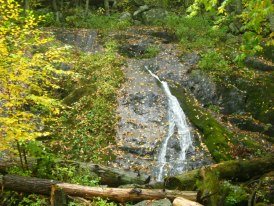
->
[120,12,132,21]
[133,5,150,20]
[134,198,172,206]
[142,8,168,24]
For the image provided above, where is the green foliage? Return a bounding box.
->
[222,181,248,206]
[64,9,131,30]
[143,45,160,58]
[165,14,227,51]
[188,0,274,58]
[93,198,117,206]
[196,171,221,205]
[18,194,48,206]
[0,0,70,151]
[51,165,100,186]
[197,174,248,206]
[53,41,124,162]
[198,50,231,73]
[0,191,49,206]
[7,166,32,177]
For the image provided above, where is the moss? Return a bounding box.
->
[165,169,200,190]
[171,86,232,162]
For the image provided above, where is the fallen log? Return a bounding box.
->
[0,158,150,187]
[165,155,274,190]
[1,175,59,195]
[56,183,197,203]
[173,197,203,206]
[0,174,197,203]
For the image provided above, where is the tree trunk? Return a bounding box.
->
[104,0,110,16]
[85,0,90,16]
[0,158,150,187]
[1,175,59,195]
[24,0,30,11]
[173,197,203,206]
[52,0,60,22]
[0,175,197,203]
[165,156,274,190]
[51,185,67,206]
[56,183,197,203]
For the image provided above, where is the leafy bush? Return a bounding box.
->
[53,41,124,162]
[143,45,160,58]
[18,195,48,206]
[0,0,70,151]
[165,14,227,51]
[223,181,248,206]
[64,8,131,30]
[198,50,230,72]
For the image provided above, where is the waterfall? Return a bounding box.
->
[145,66,193,182]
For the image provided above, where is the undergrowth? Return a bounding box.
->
[38,8,131,31]
[52,40,124,162]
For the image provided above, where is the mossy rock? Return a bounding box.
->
[171,86,232,162]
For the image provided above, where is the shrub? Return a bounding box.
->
[165,14,227,51]
[198,50,231,72]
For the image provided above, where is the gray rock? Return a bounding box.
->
[120,12,132,21]
[142,8,168,24]
[133,5,150,19]
[134,198,172,206]
[186,70,219,106]
[133,0,145,6]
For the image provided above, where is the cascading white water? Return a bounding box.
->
[145,66,193,182]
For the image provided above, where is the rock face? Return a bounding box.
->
[53,29,101,53]
[111,28,212,179]
[114,58,168,173]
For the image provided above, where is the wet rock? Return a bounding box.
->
[53,29,100,53]
[185,70,219,106]
[245,56,274,71]
[180,52,200,66]
[119,43,148,58]
[219,86,246,114]
[228,116,274,137]
[120,145,155,156]
[114,28,212,177]
[134,198,172,206]
[142,8,168,25]
[149,31,177,44]
[144,64,160,73]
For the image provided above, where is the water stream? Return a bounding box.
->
[145,66,193,182]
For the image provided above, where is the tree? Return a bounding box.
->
[0,0,69,155]
[188,0,274,59]
[85,0,90,16]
